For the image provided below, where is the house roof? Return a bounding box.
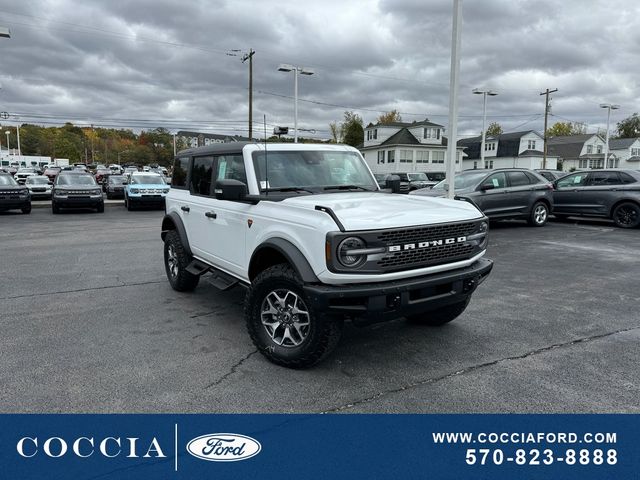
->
[368,118,444,129]
[547,134,600,159]
[609,138,638,150]
[456,130,541,159]
[379,128,421,146]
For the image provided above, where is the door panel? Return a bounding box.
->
[553,173,589,214]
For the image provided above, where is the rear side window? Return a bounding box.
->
[506,171,531,187]
[171,157,189,189]
[190,156,215,196]
[588,172,621,186]
[215,154,247,183]
[538,171,554,181]
[619,172,637,184]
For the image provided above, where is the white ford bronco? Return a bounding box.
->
[161,142,493,368]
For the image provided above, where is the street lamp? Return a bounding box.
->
[277,64,315,143]
[4,131,10,155]
[600,103,620,169]
[473,88,498,168]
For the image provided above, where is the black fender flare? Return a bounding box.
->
[161,212,192,257]
[251,238,319,283]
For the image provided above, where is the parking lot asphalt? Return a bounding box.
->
[1,208,638,413]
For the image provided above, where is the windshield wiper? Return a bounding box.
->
[263,187,315,194]
[323,185,372,191]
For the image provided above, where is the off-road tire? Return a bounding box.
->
[245,264,343,369]
[406,298,471,326]
[612,202,640,229]
[528,201,549,227]
[164,230,199,292]
[96,202,104,213]
[22,205,31,214]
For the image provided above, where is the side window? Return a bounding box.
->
[190,156,215,196]
[171,157,189,189]
[588,171,621,186]
[215,154,247,183]
[619,172,637,184]
[484,172,506,189]
[556,173,588,189]
[538,171,554,181]
[506,171,531,187]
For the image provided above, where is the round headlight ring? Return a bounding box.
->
[337,237,367,268]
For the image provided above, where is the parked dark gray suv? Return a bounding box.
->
[552,169,640,228]
[410,168,554,226]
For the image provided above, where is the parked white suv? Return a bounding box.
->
[161,143,493,368]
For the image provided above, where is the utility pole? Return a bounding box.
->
[445,0,463,199]
[540,88,558,169]
[242,49,255,140]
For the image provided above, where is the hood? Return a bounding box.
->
[281,192,482,231]
[411,187,473,197]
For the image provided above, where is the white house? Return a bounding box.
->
[608,138,640,169]
[547,134,607,170]
[359,119,464,174]
[457,130,558,170]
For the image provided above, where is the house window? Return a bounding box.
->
[586,145,593,154]
[377,151,385,164]
[473,161,478,169]
[387,150,395,163]
[366,130,370,140]
[579,159,588,168]
[423,128,440,140]
[485,143,496,151]
[596,145,603,154]
[456,151,461,164]
[416,151,429,163]
[399,150,413,163]
[435,129,440,139]
[484,160,494,169]
[631,148,640,156]
[527,140,536,150]
[432,151,445,164]
[424,128,431,139]
[589,158,603,169]
[373,129,377,139]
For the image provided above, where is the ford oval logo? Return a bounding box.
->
[186,433,261,462]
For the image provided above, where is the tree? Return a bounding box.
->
[546,121,586,137]
[485,122,503,136]
[329,121,343,143]
[341,111,364,147]
[376,109,402,124]
[615,113,640,138]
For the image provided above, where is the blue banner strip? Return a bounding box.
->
[0,414,636,479]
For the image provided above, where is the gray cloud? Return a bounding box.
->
[0,0,638,139]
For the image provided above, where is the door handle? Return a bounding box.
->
[181,206,190,212]
[205,211,217,219]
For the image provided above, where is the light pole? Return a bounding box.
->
[600,103,619,169]
[473,88,498,169]
[277,64,315,142]
[173,133,177,157]
[4,131,10,156]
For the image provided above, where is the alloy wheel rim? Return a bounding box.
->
[616,206,637,226]
[535,205,547,224]
[167,245,179,278]
[260,289,310,348]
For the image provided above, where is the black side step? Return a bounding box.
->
[206,270,239,291]
[185,259,211,276]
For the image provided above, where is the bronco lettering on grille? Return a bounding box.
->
[388,236,467,252]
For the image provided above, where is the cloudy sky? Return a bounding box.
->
[0,0,638,140]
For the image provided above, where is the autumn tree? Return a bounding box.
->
[376,109,402,124]
[546,121,586,137]
[485,122,503,136]
[615,113,640,138]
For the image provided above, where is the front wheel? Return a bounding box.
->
[612,202,640,228]
[22,205,32,214]
[96,202,104,213]
[406,298,470,326]
[164,230,200,292]
[245,264,343,369]
[528,201,549,227]
[52,202,60,214]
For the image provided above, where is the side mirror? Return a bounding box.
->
[480,182,495,191]
[385,175,402,194]
[215,179,248,201]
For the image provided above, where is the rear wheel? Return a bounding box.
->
[164,230,199,291]
[612,202,640,228]
[528,201,549,227]
[406,298,470,326]
[245,264,343,368]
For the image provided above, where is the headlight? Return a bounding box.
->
[479,221,488,233]
[130,188,139,194]
[337,237,367,268]
[92,189,102,195]
[163,188,170,193]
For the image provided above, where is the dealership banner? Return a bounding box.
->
[0,414,637,479]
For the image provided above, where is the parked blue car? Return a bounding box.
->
[124,172,170,210]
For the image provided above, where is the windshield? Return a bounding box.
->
[0,175,18,186]
[56,174,97,186]
[131,175,165,185]
[432,171,488,191]
[407,173,428,181]
[252,151,377,192]
[108,176,125,184]
[17,168,36,173]
[27,177,50,185]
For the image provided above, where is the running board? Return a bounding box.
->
[206,270,239,291]
[185,259,211,276]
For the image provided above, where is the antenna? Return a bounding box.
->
[263,114,268,196]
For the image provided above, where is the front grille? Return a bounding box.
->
[137,188,165,194]
[377,221,478,271]
[31,188,46,192]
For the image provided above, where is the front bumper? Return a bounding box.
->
[128,195,166,205]
[0,198,31,211]
[54,196,103,208]
[304,258,493,325]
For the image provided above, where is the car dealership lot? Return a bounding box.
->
[0,208,638,413]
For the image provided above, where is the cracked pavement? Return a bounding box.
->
[0,208,638,413]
